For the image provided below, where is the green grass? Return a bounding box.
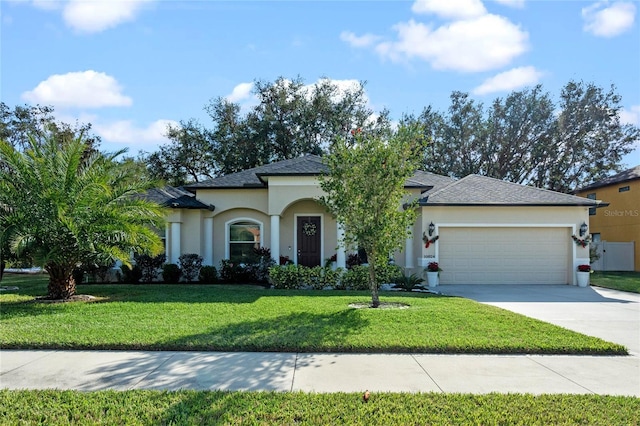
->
[0,390,638,425]
[0,273,626,354]
[591,271,640,293]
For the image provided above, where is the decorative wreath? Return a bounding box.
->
[303,222,317,236]
[422,232,439,249]
[571,235,591,248]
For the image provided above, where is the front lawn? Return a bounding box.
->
[0,274,626,354]
[591,271,640,293]
[0,390,638,425]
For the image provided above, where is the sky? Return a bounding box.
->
[1,0,639,167]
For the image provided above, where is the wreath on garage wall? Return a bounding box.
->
[571,234,591,248]
[422,232,439,249]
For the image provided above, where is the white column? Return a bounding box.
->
[165,223,171,263]
[203,217,214,266]
[170,222,181,264]
[336,223,346,268]
[405,227,414,269]
[270,215,280,263]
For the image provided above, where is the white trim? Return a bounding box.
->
[224,217,264,261]
[270,215,280,263]
[294,213,324,266]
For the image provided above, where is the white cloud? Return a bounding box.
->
[340,31,381,48]
[620,105,640,125]
[225,82,254,103]
[94,119,178,149]
[376,15,528,72]
[582,1,636,37]
[22,70,132,109]
[411,0,486,19]
[472,66,543,95]
[493,0,526,8]
[63,0,152,33]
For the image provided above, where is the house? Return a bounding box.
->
[160,155,601,285]
[574,166,640,272]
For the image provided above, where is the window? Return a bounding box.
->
[229,221,261,263]
[619,185,630,193]
[587,193,596,216]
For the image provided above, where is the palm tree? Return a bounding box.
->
[0,133,165,299]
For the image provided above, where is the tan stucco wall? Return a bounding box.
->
[196,189,269,216]
[267,176,325,216]
[576,180,639,271]
[420,205,590,275]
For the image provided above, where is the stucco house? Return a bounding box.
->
[574,165,639,271]
[158,155,602,285]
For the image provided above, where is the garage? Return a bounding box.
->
[438,227,571,285]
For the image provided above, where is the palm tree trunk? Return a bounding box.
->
[46,264,76,299]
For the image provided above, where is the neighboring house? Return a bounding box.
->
[159,155,601,285]
[574,166,640,272]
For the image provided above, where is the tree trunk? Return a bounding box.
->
[368,258,379,308]
[46,264,76,300]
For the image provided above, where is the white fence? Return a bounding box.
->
[591,241,635,271]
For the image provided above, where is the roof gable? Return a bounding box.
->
[185,154,441,191]
[144,186,210,209]
[576,165,640,192]
[422,175,600,206]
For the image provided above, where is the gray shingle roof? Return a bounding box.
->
[421,174,601,206]
[143,186,210,209]
[186,155,441,190]
[575,165,640,192]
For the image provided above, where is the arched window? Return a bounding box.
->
[227,220,262,263]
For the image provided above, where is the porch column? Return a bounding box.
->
[336,223,346,269]
[170,222,181,264]
[270,215,280,263]
[165,223,171,262]
[405,227,414,269]
[203,217,214,266]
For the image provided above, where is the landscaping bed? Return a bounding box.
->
[0,274,626,354]
[0,390,638,425]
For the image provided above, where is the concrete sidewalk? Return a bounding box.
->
[1,350,638,395]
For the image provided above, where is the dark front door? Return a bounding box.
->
[297,216,321,267]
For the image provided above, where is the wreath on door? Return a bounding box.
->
[303,222,317,236]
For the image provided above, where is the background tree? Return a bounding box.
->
[0,102,101,153]
[418,81,639,192]
[143,77,386,185]
[0,133,165,299]
[144,119,215,186]
[319,124,426,307]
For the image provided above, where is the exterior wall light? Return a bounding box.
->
[428,222,435,237]
[579,222,588,237]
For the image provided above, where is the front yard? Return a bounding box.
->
[0,274,626,354]
[591,271,640,293]
[1,390,638,425]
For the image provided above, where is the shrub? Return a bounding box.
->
[346,253,362,269]
[219,260,255,283]
[198,265,218,284]
[319,266,343,290]
[342,265,370,290]
[120,264,142,284]
[135,254,166,283]
[394,273,425,291]
[162,263,181,283]
[279,255,293,265]
[249,247,276,285]
[72,267,85,285]
[179,254,203,282]
[269,264,303,289]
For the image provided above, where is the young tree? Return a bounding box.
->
[0,133,165,299]
[319,124,426,307]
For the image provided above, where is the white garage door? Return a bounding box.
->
[438,227,570,285]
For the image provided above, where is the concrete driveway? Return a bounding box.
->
[438,284,640,355]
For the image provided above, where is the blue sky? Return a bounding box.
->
[2,0,639,166]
